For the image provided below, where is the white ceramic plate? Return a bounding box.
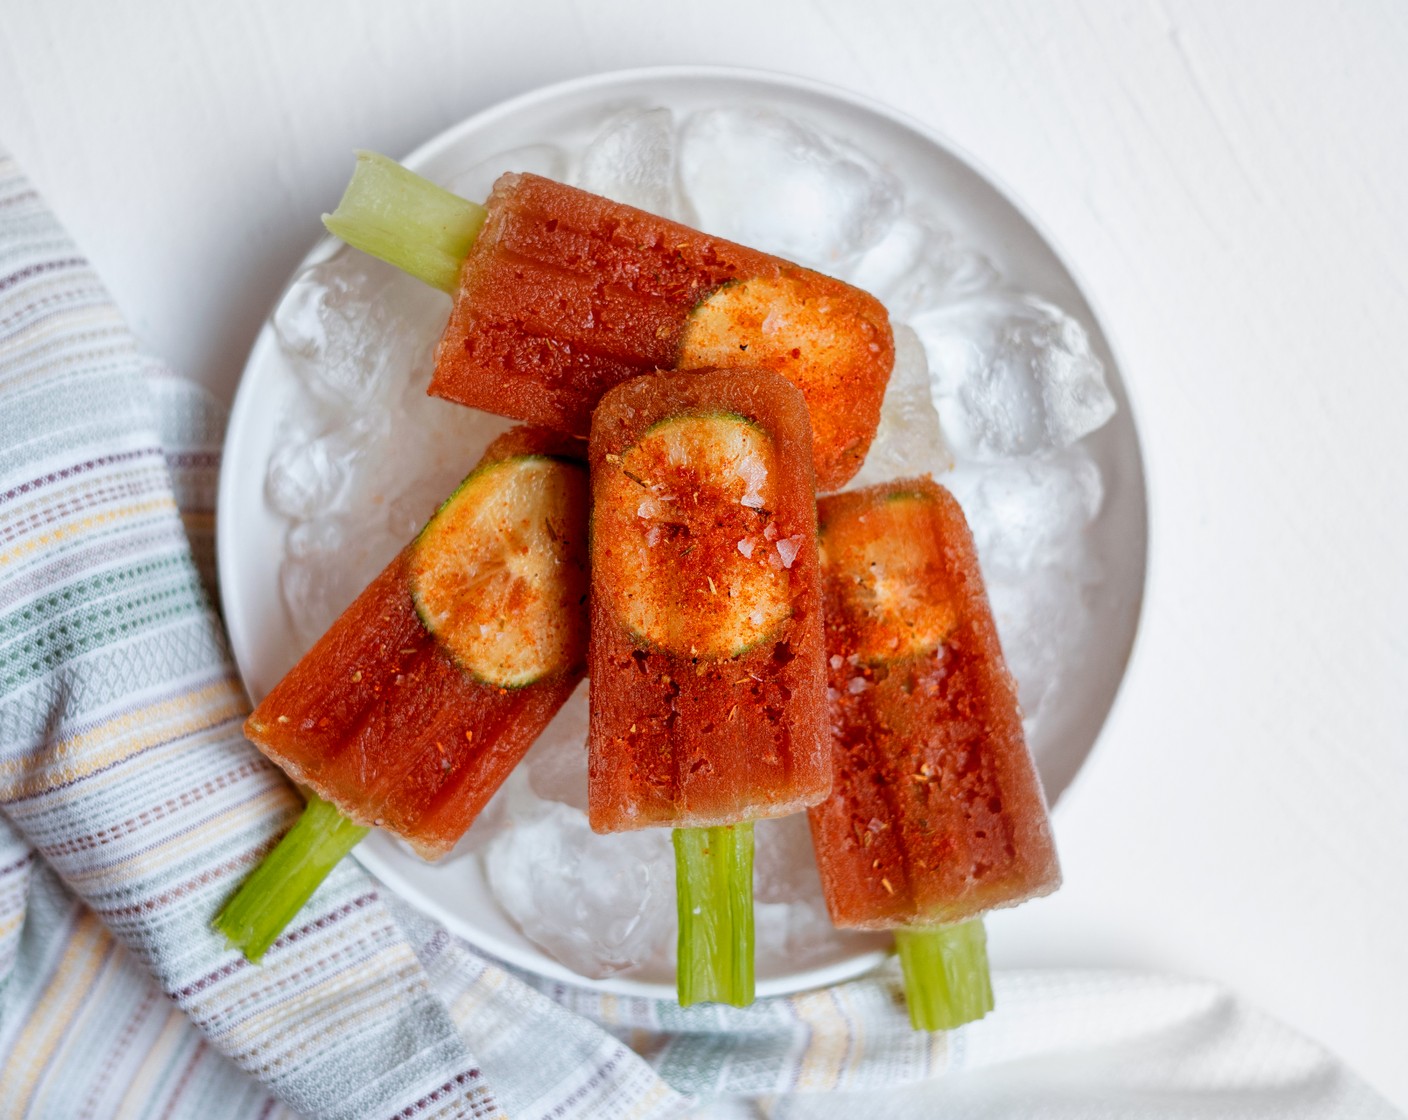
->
[218,66,1147,999]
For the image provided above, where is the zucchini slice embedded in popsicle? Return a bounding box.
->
[595,411,795,659]
[409,454,589,687]
[819,488,958,664]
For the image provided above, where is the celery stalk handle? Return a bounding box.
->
[674,822,755,1007]
[322,151,486,293]
[894,919,994,1030]
[213,794,368,962]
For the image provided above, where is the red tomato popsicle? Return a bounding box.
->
[809,478,1060,1027]
[587,367,829,1006]
[323,154,895,491]
[217,427,589,960]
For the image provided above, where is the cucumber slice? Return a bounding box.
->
[595,412,793,659]
[819,490,957,663]
[409,455,589,687]
[678,275,881,489]
[679,275,842,387]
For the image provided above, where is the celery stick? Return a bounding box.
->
[214,794,368,962]
[674,823,755,1007]
[322,151,486,293]
[894,919,994,1030]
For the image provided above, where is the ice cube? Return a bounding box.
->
[265,418,381,520]
[986,569,1097,735]
[913,292,1116,462]
[273,256,447,411]
[750,816,862,974]
[678,108,901,268]
[945,448,1104,578]
[279,519,394,646]
[271,262,333,361]
[753,814,825,906]
[846,214,998,320]
[485,771,675,978]
[371,341,506,510]
[943,445,1107,734]
[522,681,591,811]
[285,516,342,561]
[575,107,685,220]
[266,433,347,521]
[755,897,847,976]
[847,325,954,490]
[447,144,570,202]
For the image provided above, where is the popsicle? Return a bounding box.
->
[322,152,895,490]
[215,426,590,960]
[808,478,1060,1028]
[588,367,829,1005]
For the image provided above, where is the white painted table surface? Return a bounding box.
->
[4,0,1405,1110]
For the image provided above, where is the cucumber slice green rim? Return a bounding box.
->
[883,488,931,505]
[409,454,589,688]
[685,277,741,317]
[595,412,796,660]
[820,491,957,665]
[638,407,760,440]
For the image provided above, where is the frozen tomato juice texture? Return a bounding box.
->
[434,173,894,490]
[809,479,1060,928]
[587,368,829,832]
[245,427,589,859]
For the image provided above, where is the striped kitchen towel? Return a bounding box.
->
[0,151,682,1120]
[0,150,1399,1120]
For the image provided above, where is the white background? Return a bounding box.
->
[3,0,1406,1111]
